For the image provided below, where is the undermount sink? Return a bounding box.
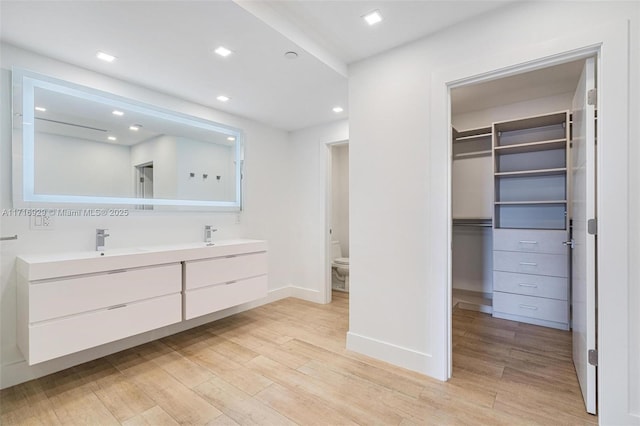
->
[96,247,149,257]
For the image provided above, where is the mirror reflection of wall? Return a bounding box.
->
[35,131,133,197]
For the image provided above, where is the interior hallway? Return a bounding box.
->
[1,292,595,425]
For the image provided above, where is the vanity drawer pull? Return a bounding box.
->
[225,255,237,259]
[107,304,127,310]
[519,304,538,310]
[225,280,237,285]
[518,283,538,288]
[519,240,538,244]
[107,269,129,274]
[519,262,537,266]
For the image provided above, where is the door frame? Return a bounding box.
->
[429,21,630,423]
[324,139,349,304]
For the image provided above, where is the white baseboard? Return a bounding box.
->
[346,331,436,378]
[0,286,293,390]
[289,285,327,304]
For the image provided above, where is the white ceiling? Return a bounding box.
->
[1,0,582,132]
[260,0,515,64]
[1,1,348,131]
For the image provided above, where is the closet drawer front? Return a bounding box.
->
[493,292,568,323]
[493,229,568,254]
[28,293,181,365]
[184,275,267,320]
[493,271,568,300]
[184,252,267,290]
[29,263,181,323]
[493,251,568,277]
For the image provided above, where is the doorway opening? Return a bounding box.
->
[135,162,154,210]
[449,56,598,418]
[325,140,349,304]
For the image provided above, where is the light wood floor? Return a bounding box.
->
[1,292,597,425]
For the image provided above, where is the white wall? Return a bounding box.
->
[34,132,133,197]
[331,144,349,257]
[0,44,295,388]
[288,119,348,303]
[348,2,639,423]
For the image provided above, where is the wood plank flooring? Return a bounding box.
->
[1,292,597,425]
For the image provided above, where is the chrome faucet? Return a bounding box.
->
[204,225,217,245]
[96,228,110,252]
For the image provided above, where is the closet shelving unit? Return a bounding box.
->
[452,126,493,313]
[491,111,571,330]
[452,126,492,159]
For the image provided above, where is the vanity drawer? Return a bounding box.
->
[29,263,181,323]
[493,271,568,300]
[184,252,267,290]
[184,275,267,320]
[27,293,182,365]
[493,251,568,277]
[493,229,568,254]
[493,292,568,324]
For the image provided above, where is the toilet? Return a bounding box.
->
[331,240,349,292]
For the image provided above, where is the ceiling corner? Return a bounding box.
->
[232,0,349,78]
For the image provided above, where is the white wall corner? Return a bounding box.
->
[289,285,327,304]
[346,331,437,379]
[265,285,293,303]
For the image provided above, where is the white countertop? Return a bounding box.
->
[17,239,267,281]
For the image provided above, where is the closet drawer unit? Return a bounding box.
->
[493,251,568,277]
[184,252,267,290]
[28,263,181,323]
[493,229,567,254]
[493,292,568,324]
[26,293,182,365]
[184,275,267,320]
[493,271,568,300]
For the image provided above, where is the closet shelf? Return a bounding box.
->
[454,150,492,159]
[494,200,567,205]
[494,112,567,132]
[454,132,492,142]
[494,138,566,155]
[494,167,567,178]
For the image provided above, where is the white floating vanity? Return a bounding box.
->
[17,239,267,365]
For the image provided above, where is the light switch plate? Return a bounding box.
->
[31,214,56,230]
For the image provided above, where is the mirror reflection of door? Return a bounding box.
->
[135,162,154,210]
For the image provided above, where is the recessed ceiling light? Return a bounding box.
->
[217,95,230,102]
[362,10,383,26]
[129,124,141,131]
[35,106,47,112]
[284,51,298,60]
[227,136,236,141]
[332,106,344,113]
[96,51,116,62]
[214,46,232,57]
[112,110,124,116]
[108,136,117,141]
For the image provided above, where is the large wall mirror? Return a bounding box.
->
[12,68,243,210]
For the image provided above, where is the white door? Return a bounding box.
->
[571,57,597,415]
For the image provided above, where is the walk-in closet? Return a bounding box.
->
[450,57,598,416]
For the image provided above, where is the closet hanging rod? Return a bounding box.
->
[452,219,492,228]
